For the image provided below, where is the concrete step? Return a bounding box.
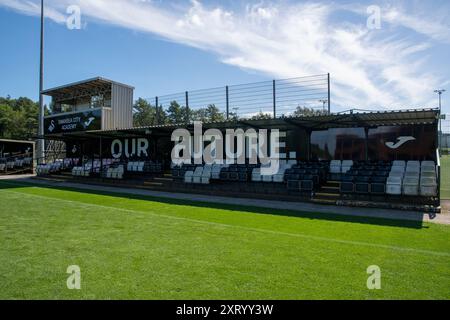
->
[143,181,164,187]
[153,177,173,182]
[320,186,340,193]
[314,192,340,200]
[311,198,337,205]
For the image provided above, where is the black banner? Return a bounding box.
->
[44,109,102,134]
[0,300,441,318]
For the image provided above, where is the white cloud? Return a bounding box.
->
[384,7,450,44]
[0,0,447,110]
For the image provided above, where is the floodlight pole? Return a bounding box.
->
[435,89,446,154]
[38,0,45,163]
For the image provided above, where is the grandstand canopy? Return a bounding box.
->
[42,108,439,140]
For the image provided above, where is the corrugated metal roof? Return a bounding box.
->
[88,108,439,135]
[41,77,134,96]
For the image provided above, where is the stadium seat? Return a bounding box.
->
[341,160,353,174]
[340,175,354,194]
[355,176,370,194]
[229,172,239,181]
[201,169,211,184]
[330,160,341,173]
[184,171,194,183]
[251,168,261,182]
[402,177,419,196]
[406,161,420,169]
[211,165,223,179]
[386,176,402,195]
[370,176,386,195]
[420,171,436,179]
[238,172,247,182]
[287,180,300,191]
[192,167,203,184]
[420,177,437,197]
[392,160,406,168]
[300,178,314,193]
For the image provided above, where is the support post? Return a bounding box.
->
[38,0,45,163]
[185,91,190,123]
[99,136,103,177]
[364,127,369,161]
[226,86,229,120]
[327,73,331,114]
[155,96,159,125]
[273,80,276,119]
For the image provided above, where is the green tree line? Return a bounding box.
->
[0,96,41,140]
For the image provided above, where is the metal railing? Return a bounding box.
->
[440,114,450,155]
[145,73,330,123]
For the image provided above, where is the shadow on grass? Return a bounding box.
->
[0,178,426,229]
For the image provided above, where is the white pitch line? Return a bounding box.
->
[1,188,450,258]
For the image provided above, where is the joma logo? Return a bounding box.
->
[385,136,416,149]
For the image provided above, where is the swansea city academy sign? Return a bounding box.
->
[44,109,102,134]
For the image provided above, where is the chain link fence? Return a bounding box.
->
[145,74,330,124]
[440,114,450,155]
[440,114,449,199]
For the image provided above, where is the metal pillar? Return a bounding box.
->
[38,0,45,163]
[272,80,276,119]
[327,73,331,114]
[226,86,229,120]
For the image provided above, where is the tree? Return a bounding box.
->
[0,96,41,140]
[205,104,225,122]
[250,111,273,120]
[167,101,189,124]
[292,106,328,117]
[191,104,226,122]
[133,98,168,126]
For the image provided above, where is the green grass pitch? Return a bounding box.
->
[440,155,450,199]
[0,180,449,300]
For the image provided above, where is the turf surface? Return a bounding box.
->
[441,155,450,199]
[0,180,449,299]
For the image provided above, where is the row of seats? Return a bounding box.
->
[185,166,212,184]
[0,157,33,171]
[72,161,102,177]
[104,165,125,179]
[173,162,329,195]
[221,164,256,182]
[37,162,62,175]
[252,163,294,183]
[386,161,437,196]
[339,160,438,197]
[36,158,81,176]
[340,160,393,195]
[284,162,329,193]
[127,161,163,173]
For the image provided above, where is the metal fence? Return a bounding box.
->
[440,114,450,155]
[146,73,330,122]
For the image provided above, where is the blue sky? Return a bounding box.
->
[0,0,449,113]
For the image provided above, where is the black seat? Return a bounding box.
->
[370,176,386,195]
[229,172,239,181]
[340,175,354,194]
[286,173,300,181]
[219,172,229,180]
[238,172,247,182]
[287,180,300,191]
[300,175,314,192]
[285,168,294,175]
[355,176,370,194]
[300,180,314,192]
